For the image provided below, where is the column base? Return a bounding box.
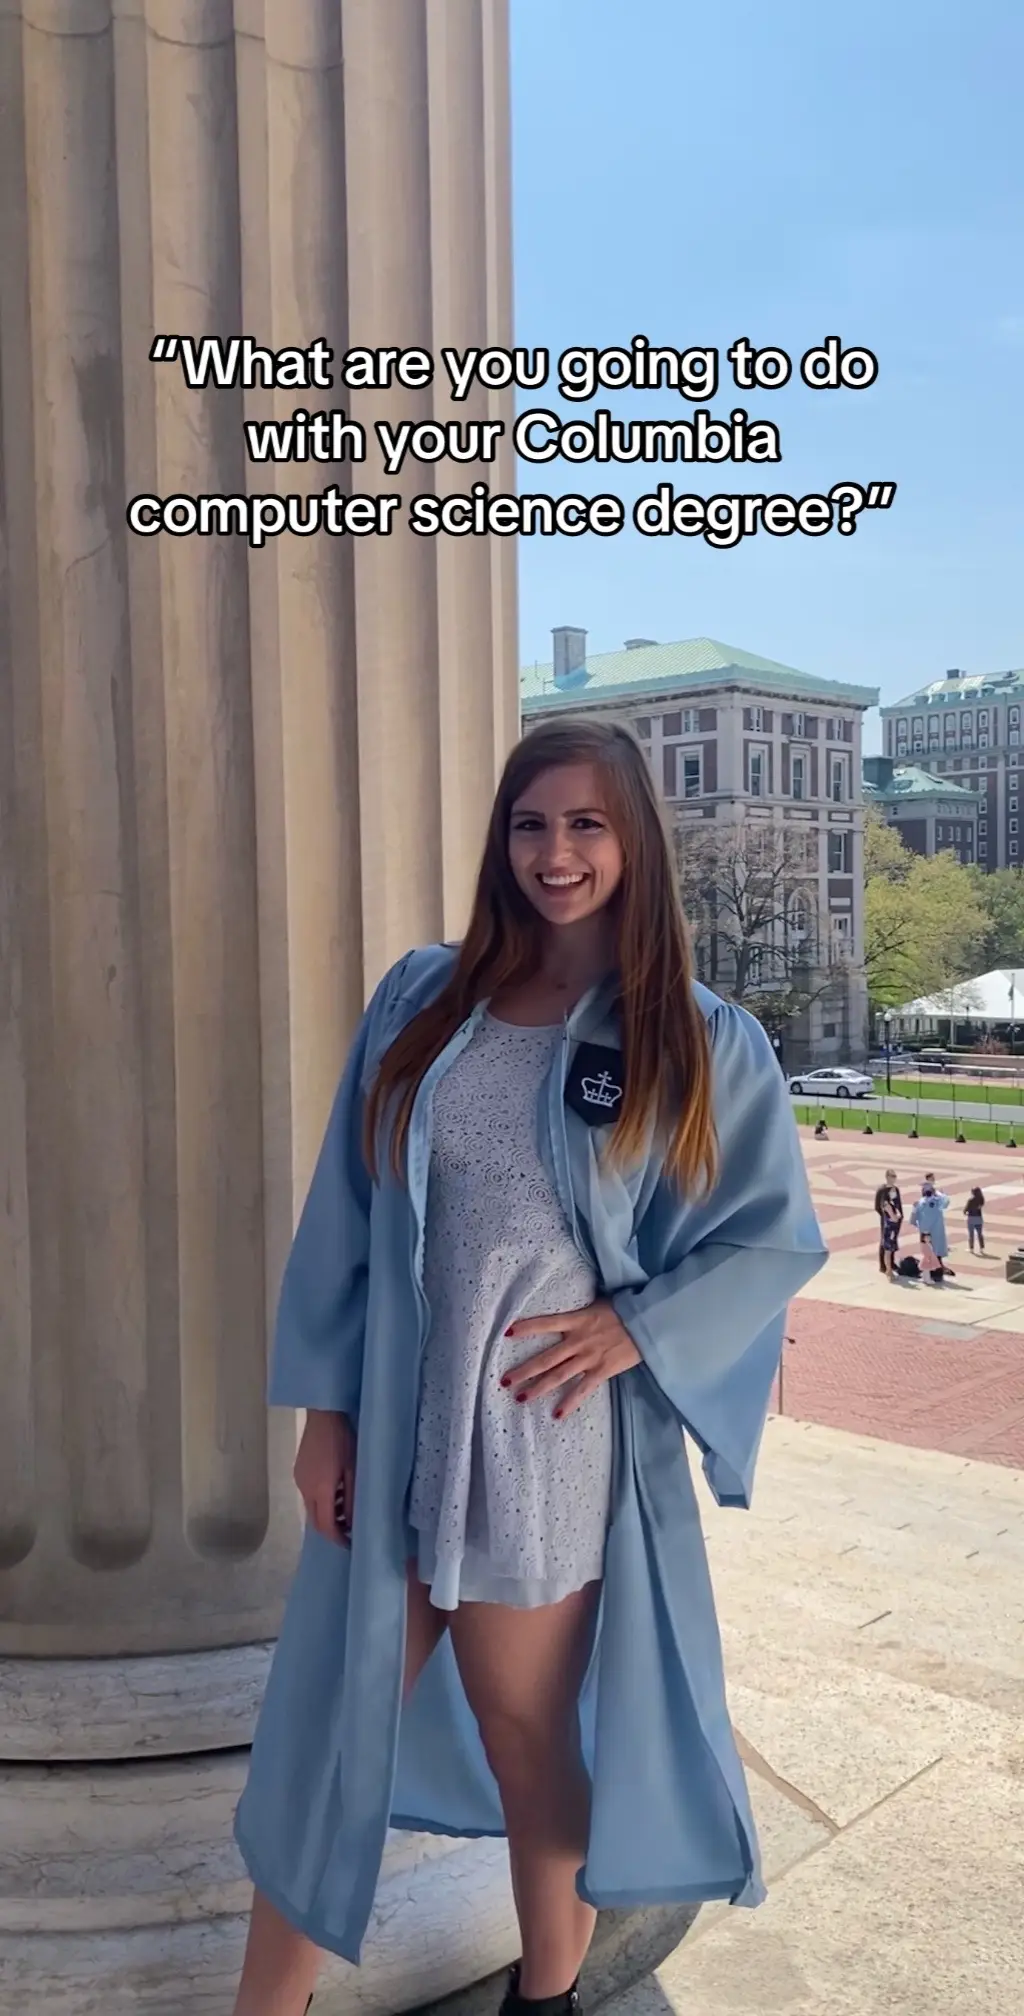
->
[0,1744,699,2014]
[0,1747,521,2014]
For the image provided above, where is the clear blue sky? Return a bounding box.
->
[510,0,1024,747]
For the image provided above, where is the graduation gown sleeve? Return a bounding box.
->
[267,963,405,1418]
[611,1001,827,1510]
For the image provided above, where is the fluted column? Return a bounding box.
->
[0,1,518,2005]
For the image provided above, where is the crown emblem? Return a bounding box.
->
[580,1069,623,1111]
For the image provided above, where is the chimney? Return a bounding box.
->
[624,637,657,650]
[552,625,589,690]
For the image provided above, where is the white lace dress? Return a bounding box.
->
[408,1012,613,1609]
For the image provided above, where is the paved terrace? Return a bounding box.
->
[604,1130,1024,2016]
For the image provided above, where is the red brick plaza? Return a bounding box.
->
[777,1131,1024,1470]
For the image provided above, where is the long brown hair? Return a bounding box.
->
[364,717,718,1194]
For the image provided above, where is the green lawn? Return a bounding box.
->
[874,1076,1024,1106]
[795,1103,1017,1145]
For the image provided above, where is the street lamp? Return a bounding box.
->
[883,1008,893,1096]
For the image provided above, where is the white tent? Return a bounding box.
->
[897,966,1024,1023]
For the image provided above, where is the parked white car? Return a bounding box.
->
[788,1065,874,1100]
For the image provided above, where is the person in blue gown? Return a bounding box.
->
[231,717,827,2016]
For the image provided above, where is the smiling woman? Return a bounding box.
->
[231,716,827,2016]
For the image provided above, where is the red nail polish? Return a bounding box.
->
[553,1408,563,1420]
[516,1392,527,1403]
[500,1375,511,1388]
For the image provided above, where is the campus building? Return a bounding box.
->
[880,668,1024,870]
[862,757,983,865]
[521,629,879,1065]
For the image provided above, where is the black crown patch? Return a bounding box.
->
[565,1042,625,1127]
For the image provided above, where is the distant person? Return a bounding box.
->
[814,1117,829,1139]
[911,1180,951,1281]
[964,1187,986,1254]
[874,1168,903,1276]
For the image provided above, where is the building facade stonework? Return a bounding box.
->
[522,630,878,1067]
[882,667,1024,871]
[862,757,982,866]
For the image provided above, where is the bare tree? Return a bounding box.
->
[675,818,824,1023]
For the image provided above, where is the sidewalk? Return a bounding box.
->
[605,1416,1024,2016]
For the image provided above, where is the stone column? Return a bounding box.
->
[0,1,518,2006]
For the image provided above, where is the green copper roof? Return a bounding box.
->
[520,636,878,711]
[884,669,1024,711]
[863,764,984,804]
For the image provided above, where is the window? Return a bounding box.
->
[788,894,811,945]
[749,746,768,796]
[662,711,682,736]
[634,716,651,738]
[682,752,701,799]
[1012,730,1021,746]
[1012,775,1020,789]
[979,820,988,836]
[979,839,988,856]
[828,754,848,802]
[750,706,764,733]
[792,711,805,737]
[828,830,852,873]
[1011,707,1020,725]
[980,735,989,749]
[791,752,807,800]
[979,711,989,727]
[1011,797,1019,814]
[962,711,973,728]
[1010,818,1019,835]
[747,945,764,985]
[681,708,699,734]
[913,737,924,752]
[1013,841,1020,858]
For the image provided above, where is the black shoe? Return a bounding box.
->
[499,1964,581,2016]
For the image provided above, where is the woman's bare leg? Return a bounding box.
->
[231,1565,448,2016]
[451,1584,600,2002]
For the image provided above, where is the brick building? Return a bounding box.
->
[521,629,878,1065]
[862,757,982,864]
[880,668,1024,871]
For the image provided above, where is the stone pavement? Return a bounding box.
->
[799,1128,1024,1330]
[604,1416,1024,2016]
[775,1129,1024,1467]
[600,1133,1024,2016]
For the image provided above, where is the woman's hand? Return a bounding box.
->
[502,1299,642,1418]
[294,1409,357,1546]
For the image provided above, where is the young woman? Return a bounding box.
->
[964,1186,986,1253]
[231,719,827,2016]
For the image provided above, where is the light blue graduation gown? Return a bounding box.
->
[234,944,827,1961]
[909,1191,950,1257]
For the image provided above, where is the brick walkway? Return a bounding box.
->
[776,1130,1024,1467]
[774,1300,1024,1468]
